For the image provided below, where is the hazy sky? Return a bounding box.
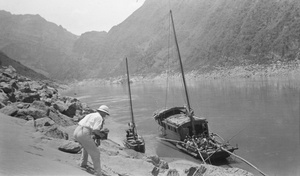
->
[0,0,145,35]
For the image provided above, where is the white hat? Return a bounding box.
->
[97,105,110,115]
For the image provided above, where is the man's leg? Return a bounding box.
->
[79,132,102,176]
[80,148,88,167]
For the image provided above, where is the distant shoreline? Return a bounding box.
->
[63,61,300,89]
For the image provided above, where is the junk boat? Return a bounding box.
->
[123,57,145,153]
[154,106,238,161]
[153,11,237,162]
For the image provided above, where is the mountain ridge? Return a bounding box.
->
[0,0,299,81]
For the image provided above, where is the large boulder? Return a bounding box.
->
[15,91,40,103]
[0,104,18,116]
[64,102,77,117]
[48,108,75,127]
[16,107,48,120]
[30,100,50,111]
[53,101,67,113]
[43,125,69,140]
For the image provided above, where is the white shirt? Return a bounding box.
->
[78,112,104,131]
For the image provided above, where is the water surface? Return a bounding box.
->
[62,78,299,176]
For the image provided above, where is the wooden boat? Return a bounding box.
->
[154,106,237,161]
[153,11,237,162]
[123,57,145,153]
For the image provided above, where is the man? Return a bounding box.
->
[73,105,110,176]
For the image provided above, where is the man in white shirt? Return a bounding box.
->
[73,105,110,176]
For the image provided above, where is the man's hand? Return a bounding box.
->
[92,135,101,146]
[95,138,101,146]
[93,130,107,139]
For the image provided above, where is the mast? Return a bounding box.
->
[125,58,137,138]
[170,10,196,135]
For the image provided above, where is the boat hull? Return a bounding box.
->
[176,143,238,161]
[123,139,145,153]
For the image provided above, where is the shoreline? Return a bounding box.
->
[0,112,255,176]
[62,61,300,89]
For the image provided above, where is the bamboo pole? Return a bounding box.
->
[207,141,267,176]
[191,140,206,165]
[220,147,268,176]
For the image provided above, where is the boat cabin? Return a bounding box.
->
[154,107,209,141]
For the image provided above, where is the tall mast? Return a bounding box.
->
[125,58,137,137]
[170,10,196,135]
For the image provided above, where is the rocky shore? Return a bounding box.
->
[0,65,256,176]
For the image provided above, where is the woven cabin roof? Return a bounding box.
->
[163,114,206,127]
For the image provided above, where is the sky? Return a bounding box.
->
[0,0,145,35]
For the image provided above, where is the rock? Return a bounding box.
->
[10,80,18,90]
[48,108,75,127]
[3,66,17,79]
[166,169,180,176]
[147,155,169,169]
[53,101,67,113]
[151,167,160,176]
[0,104,18,116]
[0,82,13,94]
[35,117,55,129]
[16,103,30,109]
[16,107,47,120]
[28,81,43,90]
[64,102,77,117]
[43,125,69,140]
[0,91,9,105]
[30,100,50,110]
[0,72,11,82]
[58,141,82,153]
[186,166,206,176]
[15,91,40,103]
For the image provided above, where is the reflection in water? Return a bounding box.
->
[63,78,299,176]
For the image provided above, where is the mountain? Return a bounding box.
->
[77,0,300,77]
[0,51,50,81]
[0,10,82,80]
[0,0,299,80]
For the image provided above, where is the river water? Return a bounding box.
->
[62,77,299,176]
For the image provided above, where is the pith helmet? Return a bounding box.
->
[97,105,109,115]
